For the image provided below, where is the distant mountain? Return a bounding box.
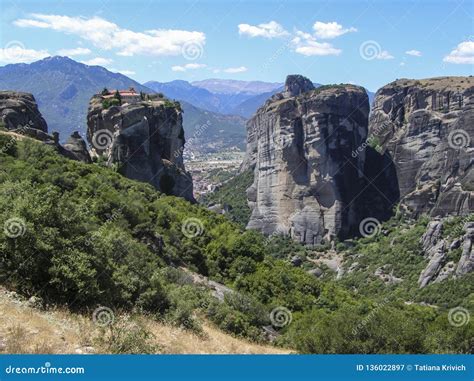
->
[0,57,246,152]
[231,87,284,118]
[0,56,151,139]
[145,79,283,116]
[144,80,222,113]
[180,101,246,152]
[191,79,283,95]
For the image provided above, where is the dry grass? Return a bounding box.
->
[0,289,290,354]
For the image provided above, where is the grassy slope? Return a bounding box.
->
[0,288,289,354]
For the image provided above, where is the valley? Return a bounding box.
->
[0,56,472,355]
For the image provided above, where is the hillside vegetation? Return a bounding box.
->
[0,135,472,354]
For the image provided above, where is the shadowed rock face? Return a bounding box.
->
[87,96,194,202]
[0,91,47,132]
[369,77,473,217]
[62,131,91,163]
[243,76,393,245]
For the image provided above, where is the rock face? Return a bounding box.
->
[87,95,194,202]
[456,222,474,275]
[61,131,91,163]
[369,77,473,217]
[418,219,474,287]
[243,75,394,245]
[0,91,91,163]
[0,91,47,132]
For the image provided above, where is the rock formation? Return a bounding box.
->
[418,219,473,287]
[61,131,91,163]
[87,94,194,202]
[369,77,473,217]
[0,91,91,163]
[243,75,394,245]
[0,91,47,133]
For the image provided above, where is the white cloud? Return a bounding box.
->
[57,47,91,56]
[312,21,357,39]
[80,57,113,66]
[171,63,207,72]
[223,66,247,73]
[0,45,50,63]
[405,49,421,57]
[443,41,474,64]
[238,21,288,39]
[291,31,341,56]
[14,14,206,57]
[237,20,353,56]
[114,69,136,76]
[376,50,394,60]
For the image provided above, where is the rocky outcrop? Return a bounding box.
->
[0,91,47,132]
[418,219,474,287]
[87,95,194,202]
[0,91,91,163]
[456,222,474,275]
[61,131,91,163]
[369,77,473,217]
[243,75,394,245]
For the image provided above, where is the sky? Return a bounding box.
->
[0,0,473,91]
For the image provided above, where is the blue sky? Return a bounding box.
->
[0,0,472,91]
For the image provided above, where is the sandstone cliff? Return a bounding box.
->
[87,95,194,202]
[243,75,392,245]
[369,77,473,217]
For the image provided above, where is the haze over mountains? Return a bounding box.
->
[0,56,375,153]
[0,57,259,151]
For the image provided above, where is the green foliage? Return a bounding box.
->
[0,138,472,354]
[202,170,253,228]
[102,98,121,109]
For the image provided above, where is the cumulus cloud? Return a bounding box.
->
[443,41,474,64]
[14,14,206,57]
[291,31,341,56]
[223,66,247,73]
[80,57,113,66]
[238,20,355,56]
[312,21,357,39]
[405,49,421,57]
[238,21,289,39]
[0,44,50,63]
[57,47,91,56]
[171,63,207,72]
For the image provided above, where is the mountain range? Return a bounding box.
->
[0,57,247,151]
[0,56,374,153]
